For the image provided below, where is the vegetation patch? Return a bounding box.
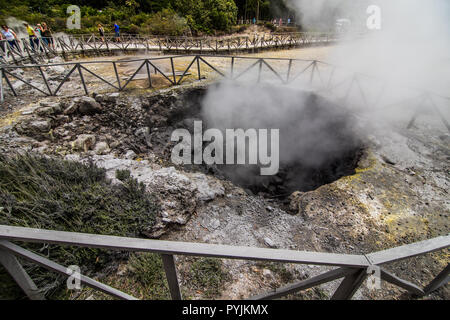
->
[127,253,170,299]
[256,262,295,284]
[0,153,160,299]
[187,258,228,298]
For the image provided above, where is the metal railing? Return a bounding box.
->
[0,225,448,300]
[0,32,337,65]
[1,54,449,131]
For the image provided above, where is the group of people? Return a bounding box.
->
[271,18,292,26]
[24,22,54,51]
[97,23,121,42]
[0,22,54,55]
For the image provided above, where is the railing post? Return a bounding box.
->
[38,66,53,96]
[0,68,3,103]
[257,59,263,83]
[161,254,182,300]
[230,57,235,79]
[331,268,367,300]
[197,56,201,80]
[77,64,88,95]
[2,70,17,97]
[286,59,293,83]
[113,61,121,90]
[145,60,152,88]
[0,248,45,300]
[170,57,176,85]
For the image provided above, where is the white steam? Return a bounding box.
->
[199,0,450,186]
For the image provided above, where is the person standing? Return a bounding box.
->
[98,24,105,42]
[41,22,54,49]
[1,25,20,52]
[113,23,120,42]
[35,24,43,37]
[24,23,38,51]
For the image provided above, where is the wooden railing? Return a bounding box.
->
[0,225,448,300]
[0,32,338,65]
[1,54,448,132]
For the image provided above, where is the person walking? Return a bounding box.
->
[1,25,20,52]
[98,24,105,42]
[23,22,38,51]
[113,22,120,42]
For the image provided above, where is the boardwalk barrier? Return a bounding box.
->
[0,32,338,66]
[0,225,448,300]
[1,54,448,131]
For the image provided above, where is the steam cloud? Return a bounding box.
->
[289,0,450,103]
[200,0,449,191]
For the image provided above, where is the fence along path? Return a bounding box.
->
[0,225,448,300]
[0,32,338,65]
[1,54,448,132]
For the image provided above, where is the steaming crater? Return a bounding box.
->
[175,84,364,199]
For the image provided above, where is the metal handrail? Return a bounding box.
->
[0,225,448,300]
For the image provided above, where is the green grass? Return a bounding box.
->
[128,253,170,300]
[0,153,160,299]
[188,258,228,298]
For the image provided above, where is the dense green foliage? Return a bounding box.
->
[0,153,160,298]
[0,0,295,35]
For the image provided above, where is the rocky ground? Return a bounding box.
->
[0,74,448,299]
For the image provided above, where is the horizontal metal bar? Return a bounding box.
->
[0,240,138,300]
[366,234,450,265]
[0,225,369,267]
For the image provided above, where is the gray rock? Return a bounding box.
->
[63,101,79,115]
[161,211,169,218]
[72,134,96,152]
[264,237,276,248]
[135,127,150,139]
[262,269,273,278]
[125,150,136,159]
[191,173,225,201]
[36,102,62,116]
[77,96,103,115]
[29,120,51,133]
[48,65,66,74]
[94,142,110,155]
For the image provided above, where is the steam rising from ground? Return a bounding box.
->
[201,84,362,194]
[290,0,450,100]
[200,1,449,190]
